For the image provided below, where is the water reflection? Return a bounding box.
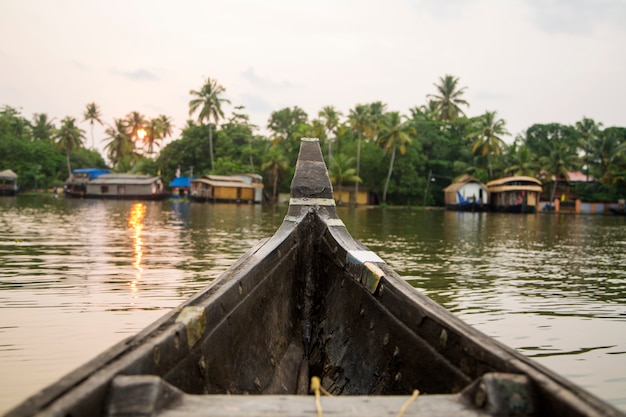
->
[340,209,626,315]
[127,203,146,293]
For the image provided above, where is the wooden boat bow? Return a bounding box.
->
[7,138,624,417]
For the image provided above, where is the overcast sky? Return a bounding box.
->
[2,0,625,154]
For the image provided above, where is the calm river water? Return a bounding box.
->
[1,195,625,413]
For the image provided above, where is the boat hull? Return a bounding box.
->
[445,203,488,212]
[188,196,258,204]
[491,204,537,213]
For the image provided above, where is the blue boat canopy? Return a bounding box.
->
[169,176,192,188]
[72,168,110,179]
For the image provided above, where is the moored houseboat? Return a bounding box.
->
[84,173,169,200]
[64,168,110,198]
[0,169,19,196]
[169,176,193,199]
[190,174,263,203]
[487,176,542,213]
[443,175,488,211]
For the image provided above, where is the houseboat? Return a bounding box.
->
[0,169,19,195]
[169,176,193,199]
[190,174,264,203]
[64,168,110,198]
[486,176,542,213]
[84,173,169,200]
[443,175,488,211]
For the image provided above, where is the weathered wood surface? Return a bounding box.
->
[103,374,532,417]
[6,138,624,417]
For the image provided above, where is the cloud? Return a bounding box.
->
[241,67,294,90]
[110,68,159,81]
[238,93,274,114]
[72,60,88,71]
[525,0,626,35]
[409,0,473,19]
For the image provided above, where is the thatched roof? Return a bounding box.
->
[443,175,486,193]
[0,169,17,180]
[486,176,541,187]
[192,178,254,189]
[442,175,488,205]
[486,176,542,193]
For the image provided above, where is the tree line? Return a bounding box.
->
[2,74,625,204]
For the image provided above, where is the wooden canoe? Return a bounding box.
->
[7,138,624,417]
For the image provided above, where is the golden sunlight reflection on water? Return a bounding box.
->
[128,203,146,294]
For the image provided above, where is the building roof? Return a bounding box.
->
[486,176,542,194]
[192,178,254,188]
[169,176,193,188]
[73,168,110,174]
[563,171,593,182]
[0,169,17,179]
[89,174,161,186]
[443,175,486,193]
[201,175,246,183]
[486,176,542,187]
[71,168,111,180]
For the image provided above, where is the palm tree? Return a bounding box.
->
[427,74,469,122]
[157,115,174,140]
[505,140,539,177]
[409,100,439,122]
[377,112,415,203]
[367,101,387,138]
[575,117,602,180]
[142,115,172,156]
[291,120,327,153]
[189,77,231,170]
[540,141,579,203]
[267,107,307,141]
[83,102,103,149]
[143,118,160,156]
[467,111,510,179]
[318,105,342,160]
[266,106,309,157]
[587,127,626,181]
[348,104,372,201]
[308,119,327,142]
[104,118,134,169]
[31,113,56,142]
[328,154,360,204]
[55,117,86,177]
[125,111,147,141]
[261,145,289,202]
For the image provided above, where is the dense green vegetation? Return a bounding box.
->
[2,75,626,204]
